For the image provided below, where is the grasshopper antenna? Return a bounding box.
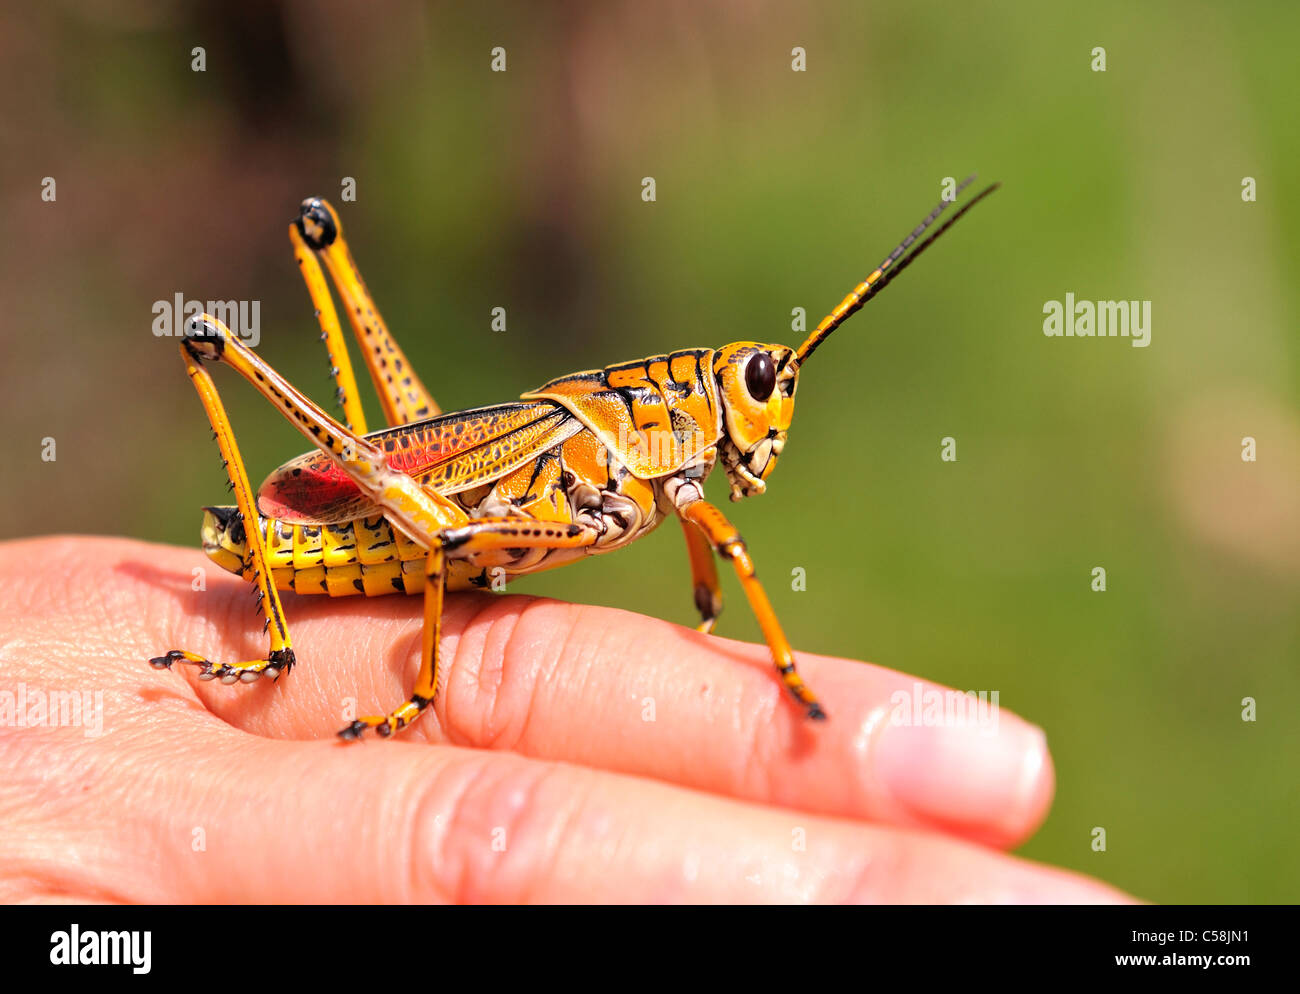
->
[796,176,1000,364]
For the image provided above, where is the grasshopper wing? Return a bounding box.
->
[257,401,582,524]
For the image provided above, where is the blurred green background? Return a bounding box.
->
[1,1,1295,903]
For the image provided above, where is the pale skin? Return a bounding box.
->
[0,536,1134,903]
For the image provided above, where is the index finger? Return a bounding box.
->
[104,537,1056,849]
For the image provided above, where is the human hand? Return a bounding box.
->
[0,536,1132,903]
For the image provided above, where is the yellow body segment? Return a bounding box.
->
[204,508,482,596]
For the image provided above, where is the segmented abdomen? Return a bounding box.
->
[202,508,460,596]
[200,419,682,598]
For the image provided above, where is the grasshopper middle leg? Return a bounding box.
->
[339,516,598,740]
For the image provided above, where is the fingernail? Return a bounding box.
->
[872,716,1051,839]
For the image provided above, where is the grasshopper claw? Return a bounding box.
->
[148,650,182,670]
[337,713,403,741]
[266,648,296,679]
[338,721,369,741]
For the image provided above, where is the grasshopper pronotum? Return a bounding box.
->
[150,176,1000,738]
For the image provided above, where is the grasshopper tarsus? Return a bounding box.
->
[337,723,365,742]
[147,650,182,670]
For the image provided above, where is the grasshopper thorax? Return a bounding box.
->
[712,342,798,502]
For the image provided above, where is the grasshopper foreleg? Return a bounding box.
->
[679,517,723,633]
[678,498,826,721]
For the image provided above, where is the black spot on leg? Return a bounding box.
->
[694,583,714,618]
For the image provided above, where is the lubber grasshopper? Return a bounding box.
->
[149,175,1000,738]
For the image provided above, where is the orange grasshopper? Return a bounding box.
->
[149,176,999,738]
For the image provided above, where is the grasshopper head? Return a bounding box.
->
[713,342,799,501]
[710,180,1001,502]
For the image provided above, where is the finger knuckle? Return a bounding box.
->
[408,753,582,904]
[440,597,579,752]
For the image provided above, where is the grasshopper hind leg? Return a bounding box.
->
[292,197,440,428]
[149,646,296,684]
[147,350,300,690]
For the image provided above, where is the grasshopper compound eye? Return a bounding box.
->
[744,351,776,401]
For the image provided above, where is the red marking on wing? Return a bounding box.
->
[255,402,560,523]
[256,457,364,522]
